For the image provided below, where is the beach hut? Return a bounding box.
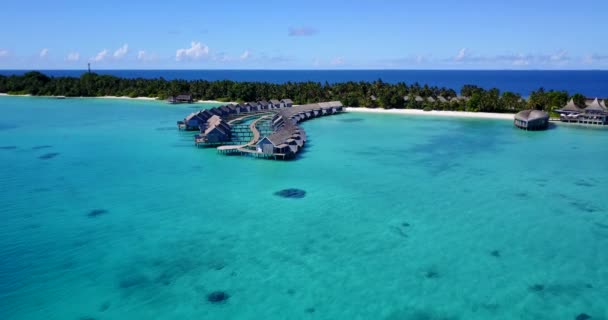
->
[280,99,294,108]
[426,97,436,103]
[415,96,424,103]
[437,96,448,103]
[514,110,549,131]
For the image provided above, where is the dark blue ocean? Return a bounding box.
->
[1,70,607,96]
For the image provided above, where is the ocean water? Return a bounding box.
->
[1,96,607,320]
[2,70,608,97]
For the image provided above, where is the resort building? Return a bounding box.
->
[168,94,193,104]
[514,110,549,130]
[557,98,607,125]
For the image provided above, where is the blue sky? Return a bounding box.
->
[1,0,607,69]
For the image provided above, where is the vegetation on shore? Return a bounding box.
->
[0,71,584,114]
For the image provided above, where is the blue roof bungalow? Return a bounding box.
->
[209,107,223,117]
[269,99,281,109]
[226,104,238,114]
[280,99,294,108]
[220,105,233,115]
[234,103,249,114]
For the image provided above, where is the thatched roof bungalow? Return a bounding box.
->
[584,98,608,114]
[514,110,549,131]
[556,99,584,114]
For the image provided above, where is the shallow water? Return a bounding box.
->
[1,96,607,320]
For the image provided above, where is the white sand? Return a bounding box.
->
[346,107,514,120]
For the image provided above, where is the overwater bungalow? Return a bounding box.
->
[195,115,232,145]
[258,100,270,110]
[244,102,257,112]
[514,110,549,130]
[222,105,235,115]
[178,110,208,130]
[281,99,294,108]
[168,94,193,104]
[269,99,281,109]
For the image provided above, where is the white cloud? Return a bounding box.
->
[113,44,129,58]
[176,41,209,61]
[39,48,49,58]
[454,48,468,61]
[331,56,344,65]
[0,49,9,58]
[92,49,108,62]
[66,52,80,61]
[240,50,250,60]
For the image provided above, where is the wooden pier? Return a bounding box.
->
[179,100,344,160]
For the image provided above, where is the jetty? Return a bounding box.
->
[178,100,344,160]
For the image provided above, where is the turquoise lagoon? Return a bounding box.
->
[0,96,607,320]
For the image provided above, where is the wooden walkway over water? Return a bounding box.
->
[180,101,344,160]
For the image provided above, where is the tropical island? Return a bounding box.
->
[0,71,590,115]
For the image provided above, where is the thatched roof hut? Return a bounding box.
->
[514,110,549,131]
[557,99,584,114]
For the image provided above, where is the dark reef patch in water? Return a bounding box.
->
[305,307,316,313]
[287,289,296,296]
[569,201,600,213]
[528,284,544,292]
[79,317,96,320]
[594,222,608,229]
[575,313,592,320]
[574,180,595,188]
[88,209,109,217]
[274,188,306,199]
[118,273,149,289]
[514,192,529,198]
[207,291,230,303]
[0,145,17,150]
[99,301,111,312]
[490,250,501,257]
[0,123,19,131]
[38,152,60,160]
[425,270,439,279]
[389,225,409,238]
[32,145,52,150]
[385,309,458,320]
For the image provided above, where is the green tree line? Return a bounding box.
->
[0,71,582,113]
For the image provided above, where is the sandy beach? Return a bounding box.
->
[346,107,515,120]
